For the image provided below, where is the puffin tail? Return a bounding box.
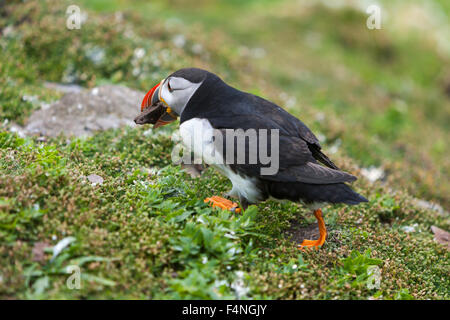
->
[333,183,368,205]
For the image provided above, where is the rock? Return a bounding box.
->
[8,123,26,138]
[44,82,84,94]
[431,226,450,251]
[24,85,142,137]
[87,174,104,186]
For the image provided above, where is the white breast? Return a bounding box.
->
[179,118,263,203]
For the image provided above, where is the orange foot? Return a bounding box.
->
[299,209,327,250]
[204,196,241,214]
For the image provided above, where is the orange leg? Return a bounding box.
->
[299,209,327,250]
[204,196,241,213]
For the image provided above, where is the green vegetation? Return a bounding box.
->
[0,0,449,299]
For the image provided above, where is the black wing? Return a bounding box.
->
[212,129,356,184]
[206,93,339,169]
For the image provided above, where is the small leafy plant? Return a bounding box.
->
[336,249,383,289]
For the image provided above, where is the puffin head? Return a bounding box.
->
[135,68,208,128]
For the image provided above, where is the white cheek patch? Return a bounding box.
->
[162,77,202,115]
[169,77,193,90]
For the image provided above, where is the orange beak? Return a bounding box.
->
[141,82,161,112]
[136,81,177,128]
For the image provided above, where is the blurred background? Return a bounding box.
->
[0,0,449,299]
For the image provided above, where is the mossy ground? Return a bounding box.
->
[0,0,449,299]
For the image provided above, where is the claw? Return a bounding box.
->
[204,196,241,213]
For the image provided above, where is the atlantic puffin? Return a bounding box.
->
[134,68,368,248]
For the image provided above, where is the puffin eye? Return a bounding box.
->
[167,80,173,92]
